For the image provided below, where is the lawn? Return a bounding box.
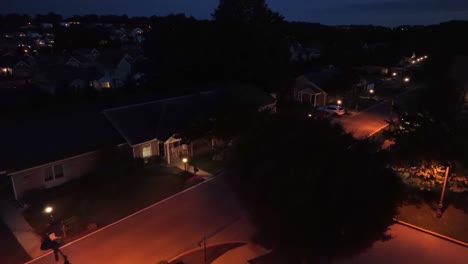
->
[22,155,202,241]
[397,199,468,243]
[190,151,225,175]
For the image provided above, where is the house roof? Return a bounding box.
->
[295,75,325,94]
[103,87,276,145]
[0,53,33,68]
[304,68,342,88]
[103,91,222,145]
[0,108,124,173]
[43,65,103,86]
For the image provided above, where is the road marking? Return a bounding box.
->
[367,123,389,138]
[394,218,468,248]
[24,172,223,264]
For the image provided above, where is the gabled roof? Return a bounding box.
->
[0,108,123,172]
[0,53,33,68]
[304,68,342,88]
[103,87,276,145]
[103,91,222,145]
[43,65,103,86]
[295,75,326,94]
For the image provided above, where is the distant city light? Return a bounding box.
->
[404,77,410,82]
[411,61,416,64]
[308,113,312,118]
[392,72,397,76]
[337,100,342,105]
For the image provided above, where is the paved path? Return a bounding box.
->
[0,200,43,259]
[26,175,246,264]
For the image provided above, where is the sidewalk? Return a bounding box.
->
[172,160,213,180]
[0,200,44,259]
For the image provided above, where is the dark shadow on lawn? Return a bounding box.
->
[170,242,246,264]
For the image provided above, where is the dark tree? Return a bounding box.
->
[227,114,402,262]
[34,12,63,27]
[213,0,291,90]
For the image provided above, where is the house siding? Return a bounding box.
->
[11,151,98,199]
[132,140,159,159]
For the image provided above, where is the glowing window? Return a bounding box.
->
[142,144,152,158]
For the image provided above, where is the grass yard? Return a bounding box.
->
[397,201,468,243]
[22,156,202,241]
[191,151,225,175]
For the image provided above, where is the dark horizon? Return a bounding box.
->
[3,0,468,27]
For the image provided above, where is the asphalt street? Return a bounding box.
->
[25,173,468,264]
[338,100,393,138]
[26,175,246,264]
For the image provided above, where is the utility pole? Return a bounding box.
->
[436,163,451,218]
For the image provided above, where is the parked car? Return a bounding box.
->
[314,110,332,120]
[317,105,346,116]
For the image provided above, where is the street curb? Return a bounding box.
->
[393,218,468,248]
[24,171,225,264]
[168,241,248,263]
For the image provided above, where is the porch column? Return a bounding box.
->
[165,143,171,164]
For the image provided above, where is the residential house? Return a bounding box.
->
[0,86,276,199]
[103,88,277,164]
[0,109,124,200]
[292,69,341,107]
[290,42,322,62]
[35,65,103,95]
[0,53,35,78]
[95,51,135,89]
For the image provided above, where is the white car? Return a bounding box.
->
[318,105,346,116]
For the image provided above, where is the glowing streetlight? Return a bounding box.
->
[307,113,312,118]
[404,77,410,82]
[44,206,54,223]
[411,61,416,64]
[182,157,188,171]
[337,100,342,105]
[369,89,374,94]
[392,72,397,77]
[424,55,428,59]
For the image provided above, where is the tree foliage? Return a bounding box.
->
[227,114,402,262]
[213,0,291,89]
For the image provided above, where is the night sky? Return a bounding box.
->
[3,0,468,26]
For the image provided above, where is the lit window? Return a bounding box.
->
[142,144,152,158]
[103,82,111,88]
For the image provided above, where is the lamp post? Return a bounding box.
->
[44,206,54,223]
[337,100,342,105]
[182,157,188,171]
[436,163,451,218]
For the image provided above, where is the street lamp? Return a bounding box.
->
[404,77,410,83]
[392,72,397,77]
[182,157,188,171]
[369,89,374,94]
[44,206,54,223]
[337,100,342,105]
[437,163,451,218]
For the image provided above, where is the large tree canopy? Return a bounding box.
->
[213,0,291,89]
[227,114,402,262]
